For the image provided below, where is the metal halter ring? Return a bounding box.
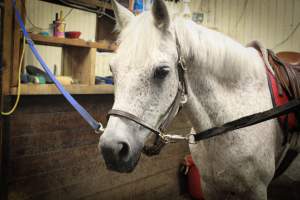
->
[186,134,196,144]
[95,122,105,134]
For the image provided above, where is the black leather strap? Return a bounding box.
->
[107,85,184,133]
[193,99,300,141]
[108,109,161,135]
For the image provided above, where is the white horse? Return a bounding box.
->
[99,0,286,199]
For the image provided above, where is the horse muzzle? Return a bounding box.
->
[99,125,143,173]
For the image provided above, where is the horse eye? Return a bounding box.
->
[154,66,170,79]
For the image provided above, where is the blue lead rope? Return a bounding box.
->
[12,1,103,132]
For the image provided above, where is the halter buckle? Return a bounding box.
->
[179,56,187,71]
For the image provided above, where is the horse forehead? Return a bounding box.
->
[115,31,174,63]
[114,38,177,67]
[115,39,165,64]
[113,47,172,73]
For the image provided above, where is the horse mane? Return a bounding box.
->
[173,17,263,82]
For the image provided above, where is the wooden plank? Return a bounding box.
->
[9,99,112,138]
[8,145,99,181]
[9,117,190,158]
[8,149,188,199]
[9,94,113,114]
[260,0,268,46]
[10,111,189,139]
[9,94,113,115]
[9,141,187,181]
[84,169,187,200]
[10,127,99,157]
[89,48,96,85]
[11,0,22,87]
[75,0,113,10]
[10,111,100,136]
[63,47,96,85]
[2,0,13,95]
[41,0,113,10]
[267,0,276,47]
[77,169,181,200]
[294,0,300,51]
[281,0,294,51]
[96,13,117,42]
[10,84,114,95]
[1,0,14,198]
[29,33,117,51]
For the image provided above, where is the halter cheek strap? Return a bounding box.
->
[108,109,162,136]
[107,80,186,144]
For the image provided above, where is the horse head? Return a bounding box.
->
[99,0,182,172]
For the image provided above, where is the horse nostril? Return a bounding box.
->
[118,142,130,159]
[99,134,132,164]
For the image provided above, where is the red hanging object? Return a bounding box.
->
[184,155,204,200]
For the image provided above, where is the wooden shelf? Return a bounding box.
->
[29,33,117,51]
[41,0,113,10]
[10,84,114,95]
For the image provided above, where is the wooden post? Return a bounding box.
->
[1,0,14,199]
[2,0,13,95]
[62,47,96,85]
[11,0,23,87]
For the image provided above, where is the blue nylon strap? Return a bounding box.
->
[12,1,101,131]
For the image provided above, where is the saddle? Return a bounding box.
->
[268,51,300,178]
[267,50,300,145]
[248,41,300,177]
[270,51,300,100]
[248,41,300,134]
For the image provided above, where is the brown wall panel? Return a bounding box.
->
[8,95,190,200]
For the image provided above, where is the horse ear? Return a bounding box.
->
[112,0,134,31]
[152,0,170,30]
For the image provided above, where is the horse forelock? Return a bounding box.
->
[115,12,177,69]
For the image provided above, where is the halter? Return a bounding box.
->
[107,32,188,156]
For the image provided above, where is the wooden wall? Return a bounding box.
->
[169,0,300,52]
[24,0,300,78]
[6,95,191,200]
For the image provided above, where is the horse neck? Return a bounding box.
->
[174,19,268,130]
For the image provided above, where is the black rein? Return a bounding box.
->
[193,99,300,141]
